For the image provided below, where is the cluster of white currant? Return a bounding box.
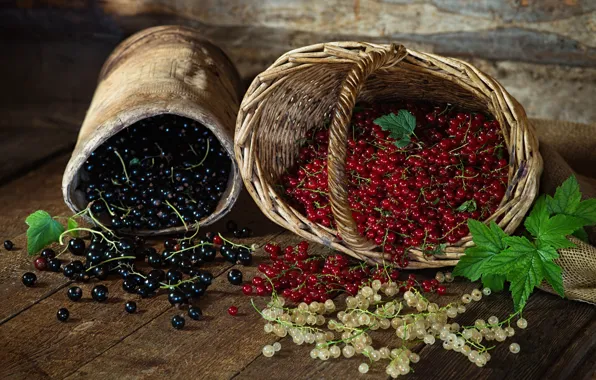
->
[256,271,525,377]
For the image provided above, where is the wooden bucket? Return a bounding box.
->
[235,42,543,268]
[62,25,243,235]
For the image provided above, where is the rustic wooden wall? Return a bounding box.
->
[0,0,594,179]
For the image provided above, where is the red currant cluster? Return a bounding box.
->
[242,241,447,304]
[282,102,509,266]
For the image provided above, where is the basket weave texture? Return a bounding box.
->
[235,42,543,268]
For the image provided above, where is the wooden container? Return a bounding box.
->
[235,42,542,268]
[62,25,243,235]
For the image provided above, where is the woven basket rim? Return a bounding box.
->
[235,41,543,268]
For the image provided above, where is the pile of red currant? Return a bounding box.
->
[242,241,447,303]
[282,102,509,266]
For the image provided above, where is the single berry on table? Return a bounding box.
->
[47,258,62,272]
[91,285,109,302]
[22,272,37,287]
[228,306,238,316]
[34,257,48,271]
[171,315,185,330]
[56,308,70,322]
[67,286,83,302]
[4,240,14,251]
[188,306,203,320]
[242,284,253,295]
[227,269,243,285]
[125,301,137,314]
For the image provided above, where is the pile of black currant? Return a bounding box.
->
[23,222,253,329]
[79,114,231,230]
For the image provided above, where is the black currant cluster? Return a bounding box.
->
[25,221,253,329]
[79,114,231,230]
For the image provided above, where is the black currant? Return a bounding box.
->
[22,272,37,287]
[237,250,253,266]
[47,258,62,272]
[188,306,203,320]
[168,291,186,305]
[40,248,56,259]
[67,286,83,301]
[57,308,70,322]
[171,315,185,330]
[227,269,243,285]
[147,269,165,282]
[91,285,109,302]
[4,240,14,251]
[122,278,138,293]
[166,269,183,284]
[199,271,213,286]
[125,301,137,314]
[147,252,163,268]
[68,238,86,256]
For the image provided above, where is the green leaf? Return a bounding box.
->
[524,196,548,238]
[546,176,581,215]
[535,214,585,249]
[129,158,140,166]
[573,198,596,225]
[453,221,508,281]
[452,247,493,281]
[481,274,506,292]
[25,210,65,255]
[456,199,477,212]
[572,227,589,242]
[468,220,508,252]
[373,110,416,148]
[67,218,79,238]
[507,255,543,312]
[542,260,565,298]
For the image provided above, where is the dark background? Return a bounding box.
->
[1,0,594,184]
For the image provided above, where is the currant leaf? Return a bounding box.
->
[452,247,494,281]
[546,176,581,216]
[481,273,506,292]
[373,110,416,148]
[542,260,565,298]
[25,210,65,255]
[67,217,79,238]
[456,199,477,212]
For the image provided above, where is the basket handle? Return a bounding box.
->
[327,43,408,251]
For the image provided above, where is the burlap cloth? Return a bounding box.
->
[532,119,596,305]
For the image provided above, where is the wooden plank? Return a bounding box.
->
[0,1,594,67]
[0,126,76,185]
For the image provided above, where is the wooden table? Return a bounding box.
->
[0,151,595,380]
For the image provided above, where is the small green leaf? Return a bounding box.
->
[25,210,65,255]
[373,110,416,148]
[67,218,79,237]
[507,258,543,312]
[481,274,506,292]
[573,198,596,225]
[129,158,140,166]
[456,199,477,212]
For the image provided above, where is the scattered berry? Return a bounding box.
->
[171,315,185,329]
[40,248,56,259]
[56,308,69,322]
[227,306,238,316]
[4,240,14,251]
[34,257,48,271]
[188,306,203,320]
[67,286,83,302]
[22,272,37,287]
[125,301,137,314]
[91,285,109,302]
[227,269,243,285]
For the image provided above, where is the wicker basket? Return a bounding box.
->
[235,42,542,268]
